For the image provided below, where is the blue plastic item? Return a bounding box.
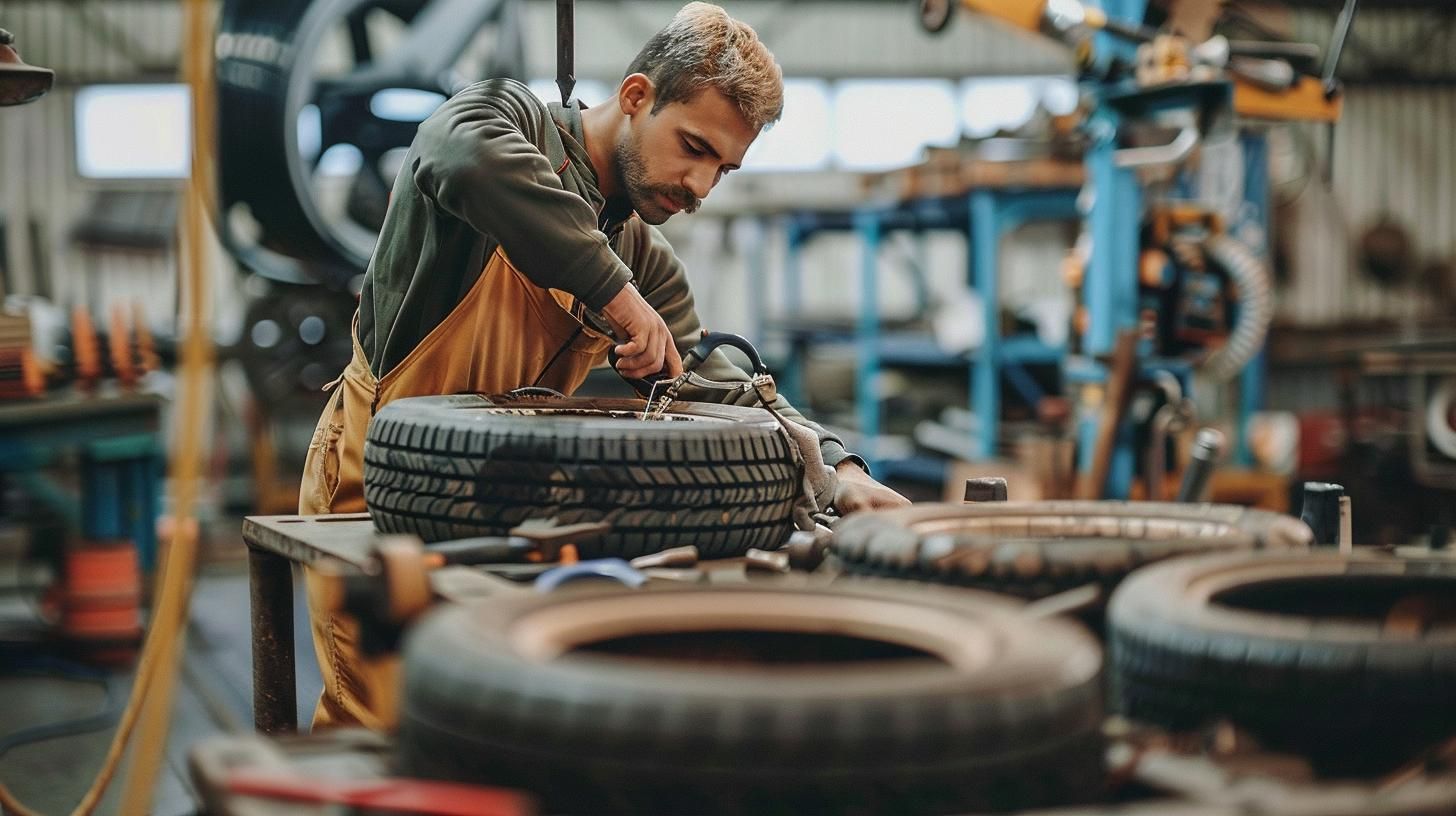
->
[534,559,647,593]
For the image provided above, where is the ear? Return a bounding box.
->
[617,73,654,117]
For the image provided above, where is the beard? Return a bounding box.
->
[615,133,700,225]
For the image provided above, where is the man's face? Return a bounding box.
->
[615,84,758,225]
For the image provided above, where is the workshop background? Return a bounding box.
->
[3,1,1455,523]
[0,0,1454,814]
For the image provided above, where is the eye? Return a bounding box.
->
[682,139,705,157]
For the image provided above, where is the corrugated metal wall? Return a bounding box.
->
[1276,7,1456,326]
[1,0,199,333]
[1278,86,1456,326]
[1,1,184,78]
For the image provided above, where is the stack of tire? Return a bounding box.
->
[833,499,1456,780]
[362,393,1456,811]
[364,395,1120,813]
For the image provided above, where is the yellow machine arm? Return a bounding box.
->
[921,0,1343,123]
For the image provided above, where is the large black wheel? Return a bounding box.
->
[832,501,1311,598]
[215,0,524,285]
[397,582,1106,815]
[1108,551,1456,775]
[363,393,802,557]
[235,278,355,405]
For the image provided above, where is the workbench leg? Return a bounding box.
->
[249,544,297,734]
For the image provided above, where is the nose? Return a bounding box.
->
[683,165,714,201]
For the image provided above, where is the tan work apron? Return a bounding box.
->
[297,248,613,729]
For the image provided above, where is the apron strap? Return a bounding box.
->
[542,108,571,177]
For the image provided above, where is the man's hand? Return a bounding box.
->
[831,460,910,515]
[602,284,684,380]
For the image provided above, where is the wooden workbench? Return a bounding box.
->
[241,514,523,735]
[243,514,828,734]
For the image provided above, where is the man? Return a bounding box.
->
[299,1,909,729]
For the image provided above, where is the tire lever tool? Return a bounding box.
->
[610,331,776,421]
[424,519,611,566]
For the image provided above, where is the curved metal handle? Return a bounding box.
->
[683,331,769,375]
[1113,124,1199,168]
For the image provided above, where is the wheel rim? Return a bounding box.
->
[217,0,524,283]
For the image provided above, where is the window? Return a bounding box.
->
[743,79,833,172]
[75,84,191,179]
[833,80,960,172]
[960,76,1078,138]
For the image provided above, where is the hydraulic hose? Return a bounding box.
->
[1201,234,1273,382]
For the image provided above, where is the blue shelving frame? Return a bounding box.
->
[769,186,1079,475]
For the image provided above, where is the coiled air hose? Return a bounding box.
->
[1201,233,1273,382]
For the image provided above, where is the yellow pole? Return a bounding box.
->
[115,0,217,810]
[0,3,217,813]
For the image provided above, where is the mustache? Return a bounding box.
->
[656,186,700,214]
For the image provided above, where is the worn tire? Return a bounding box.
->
[363,394,801,557]
[832,501,1311,598]
[397,583,1106,815]
[1108,551,1456,774]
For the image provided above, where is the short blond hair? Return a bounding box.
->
[626,2,784,131]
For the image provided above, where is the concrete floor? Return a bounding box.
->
[0,555,323,816]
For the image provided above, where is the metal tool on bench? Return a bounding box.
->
[322,520,610,657]
[424,520,610,566]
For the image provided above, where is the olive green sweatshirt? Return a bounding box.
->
[355,78,862,471]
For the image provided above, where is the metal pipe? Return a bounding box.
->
[1322,0,1358,96]
[1175,428,1223,503]
[1202,235,1273,383]
[556,0,574,106]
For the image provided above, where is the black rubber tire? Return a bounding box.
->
[397,582,1106,815]
[363,394,801,557]
[1108,551,1456,775]
[832,501,1312,598]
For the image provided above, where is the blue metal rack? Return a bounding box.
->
[768,185,1079,475]
[1074,48,1272,494]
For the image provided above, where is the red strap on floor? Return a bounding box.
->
[225,769,536,816]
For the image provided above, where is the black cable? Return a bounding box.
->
[0,655,120,760]
[530,324,585,388]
